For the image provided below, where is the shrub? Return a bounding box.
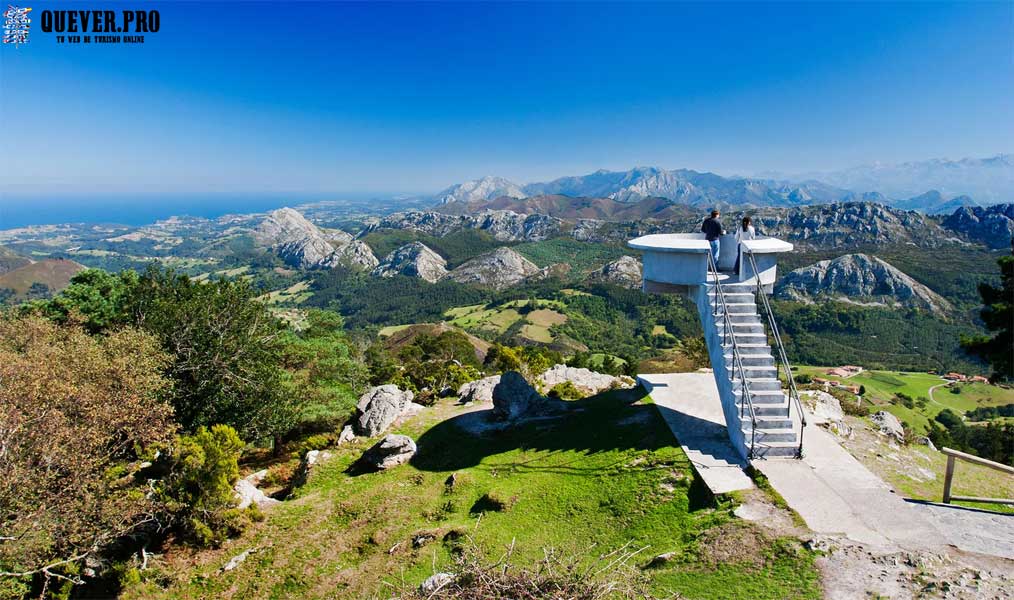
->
[156,425,246,547]
[0,315,175,595]
[793,373,812,384]
[548,381,585,401]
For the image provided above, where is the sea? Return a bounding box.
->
[0,192,403,229]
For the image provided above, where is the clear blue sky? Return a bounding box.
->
[1,0,1012,198]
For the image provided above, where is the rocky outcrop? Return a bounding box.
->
[491,371,549,421]
[445,247,541,290]
[871,411,905,442]
[325,239,379,270]
[354,385,414,437]
[942,203,1014,249]
[371,242,448,282]
[234,470,280,509]
[457,375,501,404]
[255,208,378,270]
[776,254,952,314]
[801,390,851,437]
[359,434,416,470]
[363,210,562,242]
[587,256,642,289]
[537,364,633,395]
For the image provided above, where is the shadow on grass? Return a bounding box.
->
[411,385,718,509]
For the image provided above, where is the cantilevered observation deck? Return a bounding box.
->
[629,231,805,460]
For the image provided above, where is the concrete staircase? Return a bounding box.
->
[695,281,802,459]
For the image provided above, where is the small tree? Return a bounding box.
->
[962,244,1013,382]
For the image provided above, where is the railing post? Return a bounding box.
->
[943,454,955,504]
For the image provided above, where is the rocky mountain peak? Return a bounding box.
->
[776,253,952,315]
[587,256,643,289]
[445,247,540,290]
[436,176,525,205]
[255,207,377,270]
[371,242,448,283]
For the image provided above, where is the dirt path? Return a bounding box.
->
[926,381,951,410]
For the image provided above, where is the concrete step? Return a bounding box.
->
[727,365,777,379]
[750,441,802,459]
[724,342,770,350]
[742,415,794,429]
[724,353,774,368]
[713,313,762,325]
[728,322,765,334]
[748,428,798,443]
[733,388,785,403]
[732,377,782,391]
[737,401,789,417]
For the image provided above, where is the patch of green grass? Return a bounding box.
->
[795,366,1014,433]
[122,388,820,600]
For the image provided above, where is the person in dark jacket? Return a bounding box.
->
[701,209,725,268]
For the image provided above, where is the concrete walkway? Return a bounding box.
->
[755,425,946,551]
[639,372,755,494]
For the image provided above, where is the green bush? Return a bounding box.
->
[157,425,246,547]
[548,381,585,401]
[793,373,812,384]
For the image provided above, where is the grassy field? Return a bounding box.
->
[257,280,312,306]
[444,300,569,347]
[121,389,821,599]
[794,366,1014,433]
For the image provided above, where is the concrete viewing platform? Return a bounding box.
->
[638,372,755,494]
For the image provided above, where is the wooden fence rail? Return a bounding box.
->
[942,447,1014,506]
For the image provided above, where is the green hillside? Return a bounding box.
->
[120,388,821,600]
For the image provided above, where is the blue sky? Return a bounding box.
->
[1,0,1012,198]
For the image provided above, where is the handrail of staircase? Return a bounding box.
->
[745,250,805,459]
[707,250,758,460]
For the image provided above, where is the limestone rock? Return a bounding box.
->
[324,239,379,270]
[457,375,501,404]
[419,572,455,594]
[255,207,378,270]
[355,385,414,437]
[294,449,334,485]
[360,434,417,470]
[871,411,905,442]
[371,242,448,282]
[445,247,541,290]
[492,371,548,421]
[588,256,643,289]
[234,469,280,509]
[801,390,852,437]
[537,364,633,396]
[337,424,356,445]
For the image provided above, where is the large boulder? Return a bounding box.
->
[355,385,414,437]
[457,375,501,404]
[492,371,547,421]
[871,411,904,442]
[360,434,417,470]
[537,364,633,396]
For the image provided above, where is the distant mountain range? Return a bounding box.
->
[433,154,1012,214]
[773,154,1014,205]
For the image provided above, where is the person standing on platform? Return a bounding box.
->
[701,209,725,269]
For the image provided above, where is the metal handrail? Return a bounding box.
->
[707,250,758,459]
[745,250,806,458]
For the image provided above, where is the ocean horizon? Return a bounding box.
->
[0,192,411,229]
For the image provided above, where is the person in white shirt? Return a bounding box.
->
[734,216,756,274]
